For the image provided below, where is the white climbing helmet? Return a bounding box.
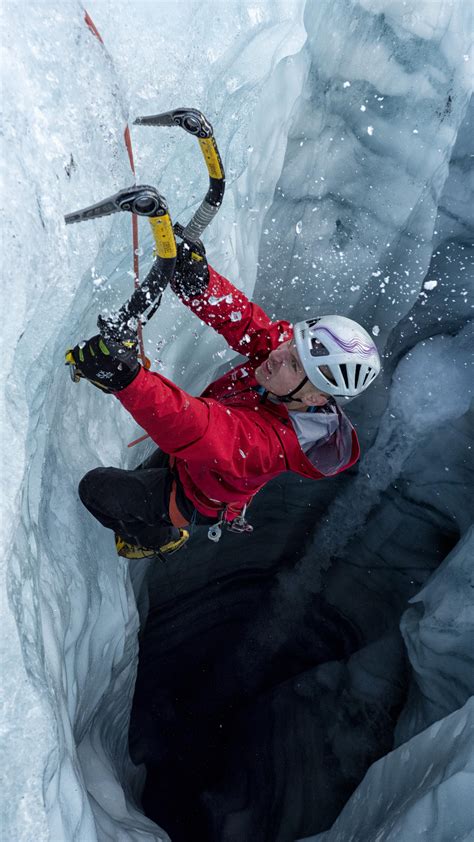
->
[293,315,381,401]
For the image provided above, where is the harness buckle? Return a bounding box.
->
[226,517,253,534]
[225,503,253,534]
[207,502,254,542]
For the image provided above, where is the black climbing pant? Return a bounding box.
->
[78,449,179,548]
[79,448,215,548]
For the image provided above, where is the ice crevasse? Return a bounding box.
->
[1,0,473,840]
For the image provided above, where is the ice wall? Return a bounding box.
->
[84,0,308,392]
[1,1,472,841]
[2,4,141,839]
[299,535,474,842]
[396,527,474,745]
[301,698,474,842]
[256,0,472,344]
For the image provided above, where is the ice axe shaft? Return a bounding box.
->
[64,185,176,381]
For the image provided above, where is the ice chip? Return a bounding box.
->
[209,294,233,306]
[423,280,438,291]
[230,311,242,322]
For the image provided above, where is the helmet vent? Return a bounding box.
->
[310,338,329,358]
[355,364,362,387]
[339,364,349,390]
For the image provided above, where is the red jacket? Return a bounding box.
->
[117,266,360,519]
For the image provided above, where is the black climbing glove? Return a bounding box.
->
[170,238,209,298]
[65,333,141,393]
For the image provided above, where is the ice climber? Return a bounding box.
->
[71,241,381,559]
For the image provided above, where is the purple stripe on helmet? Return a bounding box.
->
[315,326,377,357]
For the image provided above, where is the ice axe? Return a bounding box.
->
[64,108,225,383]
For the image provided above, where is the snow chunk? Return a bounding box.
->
[209,293,233,306]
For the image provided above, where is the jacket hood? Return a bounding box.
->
[303,405,355,476]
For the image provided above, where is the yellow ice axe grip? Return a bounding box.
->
[65,350,82,382]
[198,136,224,180]
[149,214,177,259]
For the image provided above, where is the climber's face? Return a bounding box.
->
[255,339,329,407]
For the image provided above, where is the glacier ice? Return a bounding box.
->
[1,0,473,840]
[300,698,474,842]
[396,527,474,745]
[297,533,474,842]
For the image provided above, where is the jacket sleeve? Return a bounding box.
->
[116,366,285,475]
[177,264,292,362]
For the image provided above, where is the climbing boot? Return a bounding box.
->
[115,529,189,559]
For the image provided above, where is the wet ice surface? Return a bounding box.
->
[2,0,473,840]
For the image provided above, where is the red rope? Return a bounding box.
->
[84,11,151,447]
[127,432,150,448]
[123,125,147,365]
[84,11,104,43]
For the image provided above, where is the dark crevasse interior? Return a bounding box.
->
[129,462,459,842]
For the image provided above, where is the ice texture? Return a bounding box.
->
[297,534,474,842]
[256,0,472,344]
[1,0,473,840]
[300,698,474,842]
[396,527,474,745]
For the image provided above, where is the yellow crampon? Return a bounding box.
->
[115,529,189,559]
